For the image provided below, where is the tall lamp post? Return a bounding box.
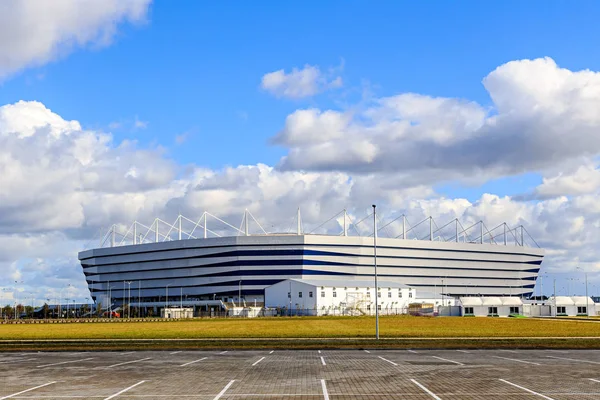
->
[576,267,589,318]
[372,204,379,340]
[165,284,172,317]
[125,281,132,319]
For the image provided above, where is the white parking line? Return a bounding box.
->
[214,380,235,400]
[590,378,600,383]
[120,352,135,355]
[407,350,418,354]
[499,379,555,399]
[364,350,371,353]
[499,349,518,353]
[321,379,329,400]
[0,358,36,364]
[105,357,152,369]
[252,356,265,366]
[269,350,274,354]
[318,350,321,354]
[410,379,441,400]
[0,382,56,399]
[546,356,600,365]
[431,356,464,365]
[320,356,326,366]
[170,351,182,355]
[378,356,398,366]
[456,350,470,353]
[493,356,541,366]
[219,351,228,354]
[103,381,145,400]
[37,357,95,368]
[180,357,207,367]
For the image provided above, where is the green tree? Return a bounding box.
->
[43,303,49,319]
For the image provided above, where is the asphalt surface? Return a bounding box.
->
[0,349,599,399]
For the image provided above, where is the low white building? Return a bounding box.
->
[161,307,193,319]
[265,279,455,316]
[459,297,523,317]
[549,296,597,316]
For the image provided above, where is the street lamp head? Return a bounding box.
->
[372,204,376,209]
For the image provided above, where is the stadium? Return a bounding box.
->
[78,210,544,314]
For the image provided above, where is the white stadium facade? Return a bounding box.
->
[78,210,544,312]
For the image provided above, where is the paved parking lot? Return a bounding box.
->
[0,349,599,399]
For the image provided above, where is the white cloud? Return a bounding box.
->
[275,58,600,190]
[532,163,600,199]
[0,0,151,80]
[261,64,343,99]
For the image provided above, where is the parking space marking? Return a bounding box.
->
[105,357,152,369]
[456,350,470,353]
[214,380,235,400]
[410,379,441,400]
[320,356,326,366]
[407,349,418,353]
[590,378,600,383]
[170,351,182,355]
[103,380,145,400]
[318,350,321,354]
[0,381,56,399]
[499,379,555,400]
[252,356,265,366]
[499,349,518,353]
[378,356,398,366]
[180,357,208,367]
[0,358,36,364]
[546,356,600,365]
[431,356,463,365]
[492,356,541,365]
[269,350,274,354]
[37,357,95,368]
[120,352,135,355]
[321,379,329,400]
[364,350,370,353]
[219,351,228,354]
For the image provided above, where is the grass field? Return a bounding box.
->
[0,316,599,340]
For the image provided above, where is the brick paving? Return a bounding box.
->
[0,349,599,399]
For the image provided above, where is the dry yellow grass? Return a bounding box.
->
[0,316,598,340]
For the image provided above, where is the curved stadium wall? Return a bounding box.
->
[79,233,544,307]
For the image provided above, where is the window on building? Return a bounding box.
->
[577,306,587,314]
[509,306,519,314]
[377,292,381,298]
[309,291,313,298]
[321,291,325,298]
[464,307,474,315]
[388,291,392,298]
[399,290,402,298]
[298,292,302,298]
[557,306,566,314]
[408,291,413,298]
[366,291,371,298]
[367,305,371,311]
[488,306,498,315]
[377,304,382,310]
[287,292,291,298]
[333,291,337,298]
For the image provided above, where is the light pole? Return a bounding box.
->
[239,280,242,307]
[372,204,379,340]
[165,284,172,316]
[576,267,589,318]
[125,281,132,319]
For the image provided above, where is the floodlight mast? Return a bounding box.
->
[373,204,379,340]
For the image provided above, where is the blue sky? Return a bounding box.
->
[1,1,600,302]
[2,1,599,176]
